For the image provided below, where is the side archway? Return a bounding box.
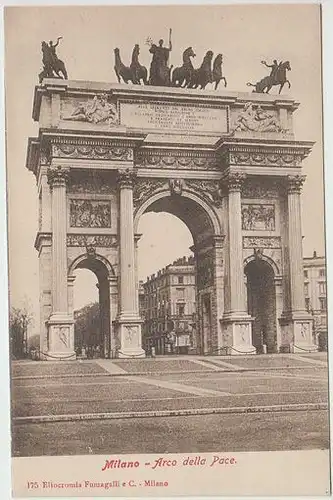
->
[68,253,115,358]
[244,254,279,353]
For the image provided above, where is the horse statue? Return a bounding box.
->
[114,48,136,84]
[187,50,214,90]
[171,46,196,87]
[130,44,148,85]
[38,40,68,83]
[211,54,227,90]
[247,61,291,94]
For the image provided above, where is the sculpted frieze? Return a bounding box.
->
[242,204,275,231]
[242,179,281,199]
[243,236,281,249]
[52,143,133,161]
[135,151,219,170]
[61,94,119,126]
[69,199,111,228]
[69,173,116,194]
[185,180,222,207]
[133,179,166,208]
[67,234,117,248]
[231,103,286,134]
[229,151,302,167]
[197,254,214,289]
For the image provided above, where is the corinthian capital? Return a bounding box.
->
[287,175,306,194]
[226,172,246,192]
[47,165,70,188]
[117,168,137,189]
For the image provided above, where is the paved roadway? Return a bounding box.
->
[11,353,329,456]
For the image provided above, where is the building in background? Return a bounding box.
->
[140,252,328,355]
[303,251,327,350]
[140,256,196,354]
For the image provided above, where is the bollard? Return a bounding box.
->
[151,347,156,358]
[262,344,267,354]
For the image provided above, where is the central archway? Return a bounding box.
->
[135,190,222,355]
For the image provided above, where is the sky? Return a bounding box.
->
[4,4,325,326]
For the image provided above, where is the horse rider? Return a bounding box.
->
[261,59,281,83]
[149,38,172,85]
[48,36,63,69]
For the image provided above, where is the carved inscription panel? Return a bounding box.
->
[120,101,228,134]
[69,199,111,228]
[242,204,275,231]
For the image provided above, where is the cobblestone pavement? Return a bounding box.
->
[11,354,329,456]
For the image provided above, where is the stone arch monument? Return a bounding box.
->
[26,79,316,358]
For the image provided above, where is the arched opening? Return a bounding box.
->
[245,259,277,353]
[136,192,220,355]
[71,256,111,358]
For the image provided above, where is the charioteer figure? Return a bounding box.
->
[147,29,173,86]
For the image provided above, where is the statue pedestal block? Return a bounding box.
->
[280,312,317,353]
[116,314,145,358]
[45,314,75,361]
[221,313,256,355]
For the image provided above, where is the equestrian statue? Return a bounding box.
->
[171,46,196,87]
[211,54,227,90]
[187,50,214,89]
[114,45,148,85]
[39,37,68,83]
[247,59,291,94]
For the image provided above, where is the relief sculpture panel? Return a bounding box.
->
[69,199,111,228]
[242,204,275,231]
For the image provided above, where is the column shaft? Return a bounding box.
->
[228,188,246,312]
[288,177,306,312]
[48,167,69,313]
[118,172,137,316]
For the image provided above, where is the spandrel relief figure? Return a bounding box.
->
[63,94,118,126]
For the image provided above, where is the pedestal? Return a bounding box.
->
[221,313,255,355]
[117,316,145,358]
[280,312,317,353]
[46,314,75,360]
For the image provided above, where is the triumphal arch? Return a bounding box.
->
[26,78,316,359]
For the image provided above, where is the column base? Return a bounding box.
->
[116,315,145,358]
[45,314,75,361]
[279,312,317,353]
[221,313,256,355]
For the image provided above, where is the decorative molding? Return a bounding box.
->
[69,199,111,228]
[242,204,275,231]
[52,144,133,162]
[231,103,286,133]
[169,179,184,196]
[135,150,219,171]
[185,180,222,208]
[229,150,302,167]
[34,232,52,252]
[47,165,70,187]
[243,236,281,249]
[287,175,306,194]
[133,179,166,208]
[67,234,117,248]
[61,94,119,126]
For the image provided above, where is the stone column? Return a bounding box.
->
[46,166,75,360]
[116,169,145,358]
[222,172,254,355]
[284,175,315,352]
